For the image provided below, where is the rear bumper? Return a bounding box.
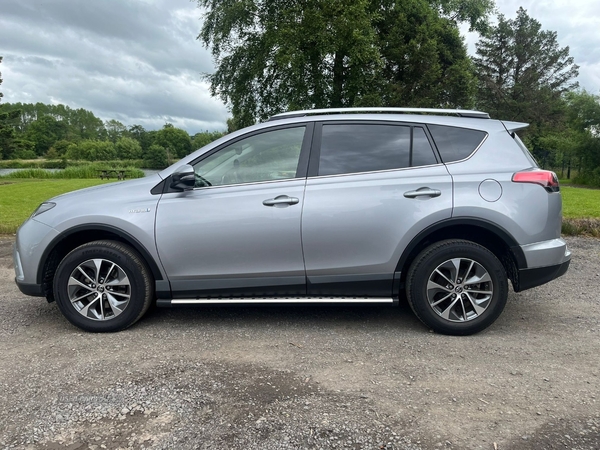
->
[516,258,570,292]
[514,237,571,292]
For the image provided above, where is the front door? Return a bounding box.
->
[155,125,311,298]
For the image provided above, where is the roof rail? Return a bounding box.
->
[268,107,490,121]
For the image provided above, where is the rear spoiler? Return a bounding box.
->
[502,121,529,132]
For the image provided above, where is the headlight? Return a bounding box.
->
[31,202,56,218]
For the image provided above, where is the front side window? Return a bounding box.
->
[317,124,437,176]
[192,127,305,187]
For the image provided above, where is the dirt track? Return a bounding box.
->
[0,235,599,450]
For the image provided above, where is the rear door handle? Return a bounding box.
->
[403,188,441,198]
[262,195,300,206]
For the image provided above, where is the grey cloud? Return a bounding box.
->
[2,0,599,135]
[1,0,225,133]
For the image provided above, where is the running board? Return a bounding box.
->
[158,297,395,307]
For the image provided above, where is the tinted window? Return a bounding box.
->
[428,125,487,163]
[319,124,439,176]
[193,127,305,187]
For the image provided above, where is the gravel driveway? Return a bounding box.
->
[0,235,599,450]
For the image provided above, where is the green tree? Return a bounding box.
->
[0,56,21,159]
[154,124,192,159]
[66,140,116,161]
[0,102,106,142]
[128,124,152,153]
[105,119,127,143]
[192,130,226,149]
[564,91,600,184]
[144,144,168,169]
[474,8,580,165]
[474,8,579,125]
[375,0,479,108]
[8,138,37,159]
[115,136,143,160]
[92,140,117,161]
[70,108,105,140]
[197,0,493,124]
[66,141,91,160]
[47,139,72,158]
[25,115,68,156]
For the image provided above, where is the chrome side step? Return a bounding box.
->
[162,297,395,306]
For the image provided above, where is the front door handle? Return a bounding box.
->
[404,187,442,198]
[262,195,300,206]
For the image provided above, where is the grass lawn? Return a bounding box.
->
[560,185,600,237]
[0,179,112,234]
[560,186,600,219]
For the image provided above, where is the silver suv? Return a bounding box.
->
[13,108,571,335]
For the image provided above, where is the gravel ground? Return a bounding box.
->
[0,235,599,450]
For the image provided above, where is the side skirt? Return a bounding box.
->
[157,297,396,307]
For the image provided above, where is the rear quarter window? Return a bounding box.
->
[428,124,487,163]
[512,133,538,167]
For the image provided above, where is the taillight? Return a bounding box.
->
[512,170,559,192]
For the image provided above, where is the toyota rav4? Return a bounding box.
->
[13,108,571,335]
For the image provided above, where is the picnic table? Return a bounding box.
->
[97,169,131,180]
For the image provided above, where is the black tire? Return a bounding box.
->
[53,240,154,332]
[406,239,508,336]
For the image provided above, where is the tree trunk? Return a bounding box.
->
[331,52,345,107]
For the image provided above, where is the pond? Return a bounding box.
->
[0,168,161,177]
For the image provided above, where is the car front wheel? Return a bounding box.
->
[406,239,508,335]
[53,240,154,332]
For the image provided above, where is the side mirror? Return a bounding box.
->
[170,164,195,191]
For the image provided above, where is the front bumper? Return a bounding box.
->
[15,280,44,296]
[13,218,58,297]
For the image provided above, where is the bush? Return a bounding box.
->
[6,138,36,159]
[12,149,38,159]
[0,159,67,169]
[144,144,168,169]
[572,168,600,188]
[562,218,600,237]
[0,157,148,170]
[115,137,142,160]
[66,140,117,161]
[0,163,145,179]
[48,139,73,158]
[154,124,192,159]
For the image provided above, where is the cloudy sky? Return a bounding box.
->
[1,0,599,134]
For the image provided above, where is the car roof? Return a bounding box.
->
[269,107,490,120]
[263,107,527,132]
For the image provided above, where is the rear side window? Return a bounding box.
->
[318,124,437,176]
[428,125,487,163]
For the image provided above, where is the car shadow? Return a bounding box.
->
[139,300,426,333]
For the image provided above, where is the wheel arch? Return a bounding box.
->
[395,218,526,290]
[38,224,163,301]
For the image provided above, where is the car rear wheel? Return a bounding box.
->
[53,240,154,332]
[406,239,508,335]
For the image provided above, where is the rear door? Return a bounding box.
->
[301,121,453,297]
